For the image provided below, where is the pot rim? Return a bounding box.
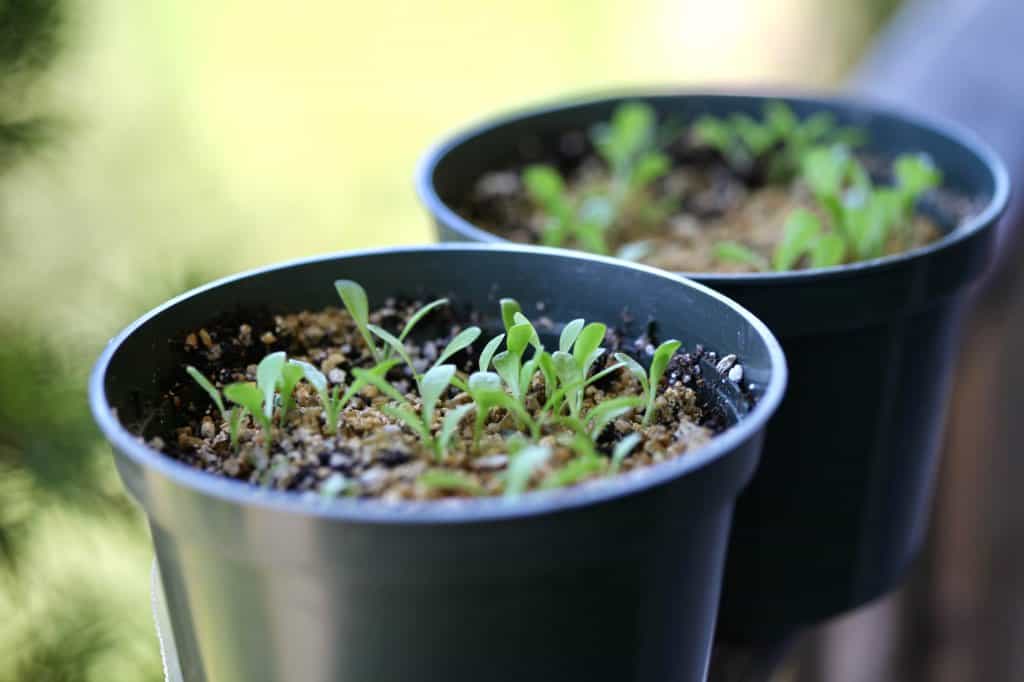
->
[89,244,786,524]
[415,87,1011,285]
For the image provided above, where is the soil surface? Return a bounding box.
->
[457,131,975,272]
[143,300,745,502]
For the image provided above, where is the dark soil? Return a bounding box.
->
[143,299,748,502]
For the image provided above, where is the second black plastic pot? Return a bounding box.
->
[416,92,1011,638]
[89,245,786,682]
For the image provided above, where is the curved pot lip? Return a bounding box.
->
[89,243,787,525]
[415,87,1011,285]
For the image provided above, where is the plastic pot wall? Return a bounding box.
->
[416,93,1010,638]
[89,246,786,681]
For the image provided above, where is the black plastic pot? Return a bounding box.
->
[416,92,1011,638]
[89,245,786,682]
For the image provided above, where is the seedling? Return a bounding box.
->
[180,280,706,499]
[467,371,537,445]
[550,321,607,418]
[800,146,941,261]
[503,444,552,499]
[360,363,470,461]
[185,366,246,449]
[609,433,642,474]
[614,338,681,426]
[522,164,613,253]
[418,469,483,496]
[715,146,941,271]
[335,279,381,362]
[288,360,345,434]
[522,101,671,255]
[590,101,671,199]
[223,382,272,448]
[694,101,863,180]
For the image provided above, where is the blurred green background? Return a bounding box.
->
[0,1,898,679]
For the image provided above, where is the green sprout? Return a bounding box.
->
[609,432,643,474]
[418,469,484,496]
[522,101,671,255]
[335,279,381,362]
[614,338,681,426]
[467,370,537,445]
[185,366,246,449]
[503,444,552,499]
[288,360,346,435]
[361,363,471,461]
[223,382,272,448]
[694,101,863,180]
[715,146,942,271]
[550,321,606,419]
[179,280,712,499]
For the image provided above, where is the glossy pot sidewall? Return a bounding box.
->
[90,245,787,682]
[416,92,1010,636]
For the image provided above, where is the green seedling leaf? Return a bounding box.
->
[224,382,272,442]
[338,358,400,409]
[290,359,347,434]
[492,351,522,401]
[186,366,225,416]
[399,298,449,341]
[503,445,551,499]
[468,371,535,443]
[350,367,407,405]
[765,101,798,136]
[644,339,681,426]
[610,433,643,473]
[810,232,846,268]
[437,403,474,460]
[714,241,769,271]
[631,152,670,188]
[586,396,643,439]
[773,209,822,271]
[434,326,481,368]
[800,112,837,142]
[228,407,246,449]
[511,312,543,350]
[506,322,534,358]
[894,153,941,197]
[277,362,304,426]
[523,164,568,213]
[499,298,522,332]
[802,145,850,200]
[418,469,483,496]
[693,116,735,154]
[731,113,776,156]
[537,350,557,399]
[519,357,540,397]
[613,352,649,394]
[256,352,286,420]
[335,279,381,362]
[559,319,585,354]
[289,359,327,395]
[420,364,456,426]
[541,452,605,489]
[572,322,606,370]
[368,324,415,374]
[381,404,430,441]
[478,333,505,372]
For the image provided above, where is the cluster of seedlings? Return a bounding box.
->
[164,280,729,502]
[465,101,949,272]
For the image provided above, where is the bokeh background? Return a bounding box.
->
[2,1,1020,680]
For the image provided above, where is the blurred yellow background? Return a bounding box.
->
[0,1,893,679]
